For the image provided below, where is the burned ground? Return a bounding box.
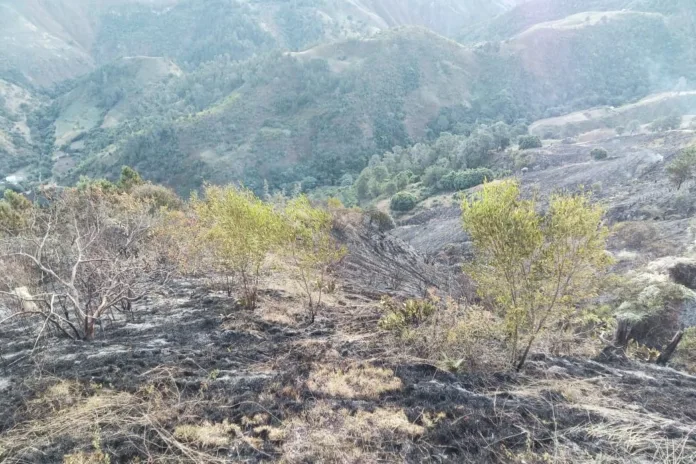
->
[3,131,696,463]
[2,272,696,463]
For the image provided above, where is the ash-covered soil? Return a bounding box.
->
[393,131,696,258]
[2,274,696,463]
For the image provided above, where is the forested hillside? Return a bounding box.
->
[1,0,695,196]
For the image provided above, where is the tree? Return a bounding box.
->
[615,126,626,136]
[395,171,411,190]
[372,165,389,183]
[461,180,611,370]
[193,185,285,309]
[383,180,398,196]
[666,146,696,190]
[283,196,346,323]
[354,170,372,200]
[0,185,166,340]
[390,192,418,212]
[518,135,542,150]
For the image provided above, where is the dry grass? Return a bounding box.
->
[306,363,403,399]
[174,421,242,448]
[281,401,423,463]
[504,376,696,464]
[0,377,232,464]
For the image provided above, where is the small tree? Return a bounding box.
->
[283,196,346,323]
[666,146,696,190]
[461,180,611,370]
[591,148,608,160]
[193,185,285,309]
[390,192,418,212]
[518,135,542,150]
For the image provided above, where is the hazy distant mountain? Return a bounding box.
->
[1,0,695,193]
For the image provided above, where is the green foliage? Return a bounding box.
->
[591,148,608,161]
[378,297,437,332]
[364,209,396,232]
[461,180,611,369]
[283,196,346,321]
[423,165,450,188]
[666,146,696,190]
[439,168,494,192]
[390,192,418,212]
[194,185,286,309]
[130,183,183,210]
[518,135,542,150]
[118,166,144,191]
[650,114,682,132]
[0,190,31,234]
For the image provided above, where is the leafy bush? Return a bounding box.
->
[378,297,437,332]
[650,114,682,132]
[193,185,286,309]
[461,180,611,369]
[283,196,346,321]
[390,192,418,212]
[439,168,494,192]
[365,209,396,232]
[422,165,450,188]
[667,146,696,190]
[518,135,542,150]
[130,183,183,210]
[591,148,608,160]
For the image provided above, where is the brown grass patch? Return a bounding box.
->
[281,401,423,463]
[306,363,402,399]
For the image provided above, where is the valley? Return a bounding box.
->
[2,1,696,463]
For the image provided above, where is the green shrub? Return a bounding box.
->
[422,165,450,188]
[666,146,696,190]
[439,168,494,192]
[379,297,437,332]
[383,180,398,196]
[130,183,183,210]
[390,192,418,212]
[518,135,542,150]
[365,209,396,232]
[591,148,608,160]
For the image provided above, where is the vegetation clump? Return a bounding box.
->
[461,180,611,369]
[667,145,696,190]
[591,147,608,160]
[192,185,286,309]
[378,297,437,332]
[390,192,418,212]
[283,196,346,322]
[518,135,542,150]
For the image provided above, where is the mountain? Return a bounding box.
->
[63,6,695,193]
[1,0,696,195]
[0,0,517,89]
[461,0,696,42]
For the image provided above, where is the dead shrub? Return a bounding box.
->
[0,185,171,340]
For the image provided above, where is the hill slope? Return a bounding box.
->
[0,0,516,88]
[62,8,695,193]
